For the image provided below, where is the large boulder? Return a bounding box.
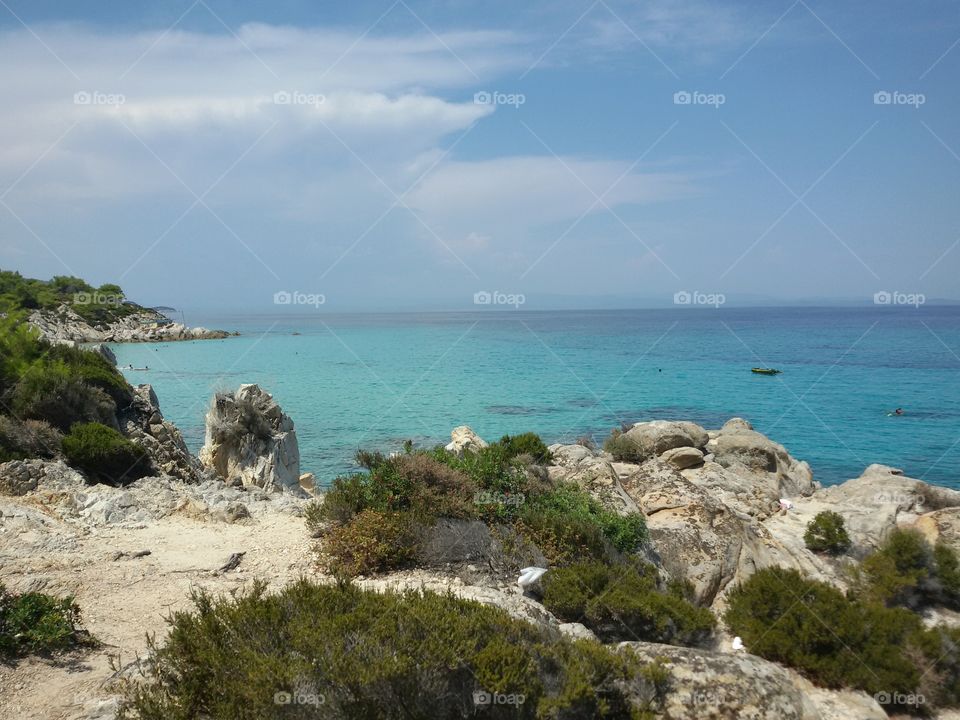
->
[622,460,748,605]
[619,420,709,462]
[708,419,815,498]
[548,444,640,516]
[444,426,488,455]
[618,641,885,720]
[199,384,301,492]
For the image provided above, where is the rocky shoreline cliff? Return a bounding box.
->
[27,304,234,344]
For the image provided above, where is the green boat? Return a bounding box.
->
[751,367,781,375]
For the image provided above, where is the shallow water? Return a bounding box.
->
[110,306,960,489]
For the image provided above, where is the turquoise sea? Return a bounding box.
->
[108,307,960,489]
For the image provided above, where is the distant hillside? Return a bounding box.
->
[0,270,146,326]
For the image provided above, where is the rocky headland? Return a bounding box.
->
[27,304,233,344]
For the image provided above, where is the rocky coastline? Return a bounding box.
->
[27,304,234,344]
[2,369,959,718]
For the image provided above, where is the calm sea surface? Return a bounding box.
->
[109,307,960,489]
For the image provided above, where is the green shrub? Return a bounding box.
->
[10,360,119,432]
[935,542,960,608]
[804,511,851,554]
[603,429,642,463]
[321,509,418,576]
[62,422,152,485]
[854,528,938,609]
[496,432,553,464]
[725,566,957,710]
[0,416,62,461]
[0,584,89,656]
[303,500,326,538]
[543,561,715,646]
[118,580,647,720]
[517,485,648,564]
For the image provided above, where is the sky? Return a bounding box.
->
[0,0,957,312]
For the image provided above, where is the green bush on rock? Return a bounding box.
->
[62,422,152,485]
[804,511,851,555]
[118,579,653,720]
[725,566,960,712]
[542,561,715,646]
[315,442,649,576]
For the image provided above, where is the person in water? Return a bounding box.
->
[894,407,903,415]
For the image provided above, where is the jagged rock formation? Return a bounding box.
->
[199,384,301,492]
[119,385,209,483]
[444,425,488,455]
[28,304,231,344]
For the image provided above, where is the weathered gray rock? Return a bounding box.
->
[618,641,885,720]
[444,425,488,455]
[199,384,301,492]
[619,420,710,462]
[660,446,705,470]
[547,444,639,516]
[119,385,207,484]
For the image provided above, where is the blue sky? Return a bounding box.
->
[0,0,957,311]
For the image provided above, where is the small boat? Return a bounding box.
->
[751,367,781,375]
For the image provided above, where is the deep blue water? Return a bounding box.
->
[109,306,960,489]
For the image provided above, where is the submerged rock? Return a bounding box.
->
[199,384,302,492]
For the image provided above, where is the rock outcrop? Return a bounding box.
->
[618,641,886,720]
[119,385,209,484]
[619,420,710,462]
[444,425,488,455]
[28,304,232,344]
[199,384,301,492]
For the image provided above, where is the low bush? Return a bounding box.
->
[603,429,642,463]
[542,561,715,646]
[496,432,553,464]
[321,509,418,576]
[317,443,648,576]
[0,416,62,461]
[11,364,118,432]
[804,511,851,555]
[118,580,651,720]
[517,485,648,564]
[725,566,960,712]
[0,584,89,656]
[852,528,960,610]
[62,422,152,485]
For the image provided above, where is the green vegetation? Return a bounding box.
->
[0,584,89,656]
[62,422,152,485]
[804,511,852,555]
[314,441,648,575]
[0,298,137,474]
[497,432,553,464]
[852,528,960,610]
[542,561,715,646]
[0,269,141,324]
[603,429,642,463]
[725,567,960,713]
[118,580,656,720]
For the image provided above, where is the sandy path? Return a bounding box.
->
[0,501,315,720]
